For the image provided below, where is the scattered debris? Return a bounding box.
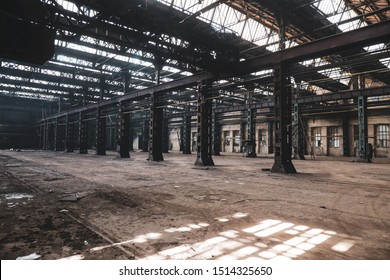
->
[59,192,88,202]
[16,253,41,260]
[84,240,89,246]
[59,209,69,213]
[174,186,180,188]
[262,168,271,171]
[320,206,327,209]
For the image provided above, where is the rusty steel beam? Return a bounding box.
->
[214,85,390,113]
[41,20,390,122]
[233,20,390,75]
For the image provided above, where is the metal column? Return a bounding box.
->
[148,62,164,161]
[195,81,214,166]
[342,113,350,157]
[129,113,134,151]
[358,96,369,162]
[293,103,305,160]
[246,108,257,157]
[148,92,164,161]
[65,115,74,153]
[212,112,221,156]
[79,112,88,154]
[118,102,130,158]
[271,64,296,173]
[182,113,192,154]
[142,119,149,152]
[240,110,246,153]
[95,108,106,155]
[268,121,274,154]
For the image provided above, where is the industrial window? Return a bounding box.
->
[259,130,267,146]
[224,131,231,146]
[312,127,321,147]
[233,130,240,146]
[328,127,340,148]
[376,125,389,148]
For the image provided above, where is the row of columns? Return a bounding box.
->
[39,73,295,171]
[39,65,372,173]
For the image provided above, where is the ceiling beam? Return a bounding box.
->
[40,20,390,121]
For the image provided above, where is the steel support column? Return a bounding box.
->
[129,113,134,151]
[182,113,192,154]
[79,112,88,154]
[358,96,369,162]
[271,64,296,173]
[148,61,164,161]
[95,108,106,155]
[268,121,274,154]
[118,102,130,158]
[195,81,214,166]
[148,92,164,161]
[179,125,184,152]
[293,103,305,160]
[142,119,149,152]
[212,112,221,156]
[246,108,257,157]
[65,115,74,153]
[240,110,246,153]
[343,114,350,157]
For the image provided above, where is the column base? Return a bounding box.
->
[246,152,257,158]
[195,157,214,166]
[148,153,164,162]
[271,160,297,173]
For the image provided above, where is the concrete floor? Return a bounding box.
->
[0,150,389,260]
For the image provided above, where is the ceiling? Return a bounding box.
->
[0,0,389,115]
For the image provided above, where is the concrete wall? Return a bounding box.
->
[0,96,44,149]
[158,113,390,159]
[307,115,390,158]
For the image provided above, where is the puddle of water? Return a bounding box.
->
[5,193,34,200]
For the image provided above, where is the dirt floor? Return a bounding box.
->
[0,149,389,260]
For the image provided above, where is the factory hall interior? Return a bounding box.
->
[0,0,390,260]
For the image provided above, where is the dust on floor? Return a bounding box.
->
[0,150,389,260]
